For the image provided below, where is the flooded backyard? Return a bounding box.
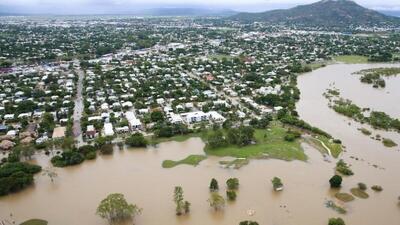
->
[1,63,400,225]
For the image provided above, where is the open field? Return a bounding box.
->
[205,123,307,161]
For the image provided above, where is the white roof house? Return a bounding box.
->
[125,111,142,130]
[180,111,208,124]
[207,111,226,123]
[169,113,183,124]
[104,123,115,136]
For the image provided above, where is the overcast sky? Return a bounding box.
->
[1,0,400,14]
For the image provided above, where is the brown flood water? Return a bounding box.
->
[1,63,400,225]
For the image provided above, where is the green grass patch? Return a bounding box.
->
[208,54,235,60]
[219,158,249,169]
[334,55,369,64]
[205,123,307,161]
[20,219,48,225]
[382,138,397,148]
[350,188,369,199]
[335,193,355,202]
[318,136,343,158]
[359,128,372,136]
[162,155,207,168]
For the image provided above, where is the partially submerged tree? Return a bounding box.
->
[329,175,343,188]
[42,167,58,182]
[272,177,283,191]
[96,193,141,224]
[328,217,345,225]
[208,192,225,211]
[209,178,219,192]
[226,178,239,190]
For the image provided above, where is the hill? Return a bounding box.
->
[230,0,400,27]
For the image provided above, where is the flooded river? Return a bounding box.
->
[1,63,400,225]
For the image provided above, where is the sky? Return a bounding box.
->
[1,0,400,14]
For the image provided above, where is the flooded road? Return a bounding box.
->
[72,69,84,147]
[1,63,400,225]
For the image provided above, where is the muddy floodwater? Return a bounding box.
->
[1,63,400,225]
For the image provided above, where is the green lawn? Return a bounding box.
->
[334,55,369,64]
[162,155,207,168]
[205,124,307,161]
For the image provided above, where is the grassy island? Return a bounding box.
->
[162,155,207,168]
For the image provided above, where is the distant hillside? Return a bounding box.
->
[138,8,237,17]
[231,0,400,27]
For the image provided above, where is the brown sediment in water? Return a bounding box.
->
[1,63,400,225]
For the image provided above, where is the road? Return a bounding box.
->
[72,69,85,147]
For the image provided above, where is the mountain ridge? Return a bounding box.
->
[230,0,400,27]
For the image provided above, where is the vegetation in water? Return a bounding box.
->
[162,155,207,168]
[51,150,84,167]
[173,186,190,215]
[125,133,148,147]
[226,178,239,190]
[239,221,259,225]
[371,185,383,192]
[20,219,48,225]
[0,162,41,196]
[271,177,283,191]
[350,188,369,199]
[382,138,397,147]
[219,159,249,169]
[207,192,225,211]
[209,178,219,192]
[353,67,400,88]
[358,128,372,136]
[325,200,347,214]
[328,217,346,225]
[96,193,142,224]
[336,159,354,176]
[329,175,343,188]
[335,193,355,202]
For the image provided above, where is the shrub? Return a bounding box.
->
[209,178,219,191]
[239,221,259,225]
[371,185,383,192]
[226,178,239,190]
[226,190,237,201]
[329,175,342,188]
[0,162,41,196]
[125,133,148,147]
[328,217,345,225]
[358,182,367,191]
[85,151,97,160]
[100,144,114,155]
[51,151,84,167]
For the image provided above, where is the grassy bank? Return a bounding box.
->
[148,132,203,145]
[162,155,207,168]
[334,55,369,64]
[205,123,307,161]
[303,136,343,158]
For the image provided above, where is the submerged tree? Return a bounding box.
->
[174,186,184,215]
[42,167,58,182]
[173,186,190,216]
[96,193,141,224]
[329,175,343,188]
[208,192,225,211]
[271,177,283,191]
[209,178,219,192]
[328,217,345,225]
